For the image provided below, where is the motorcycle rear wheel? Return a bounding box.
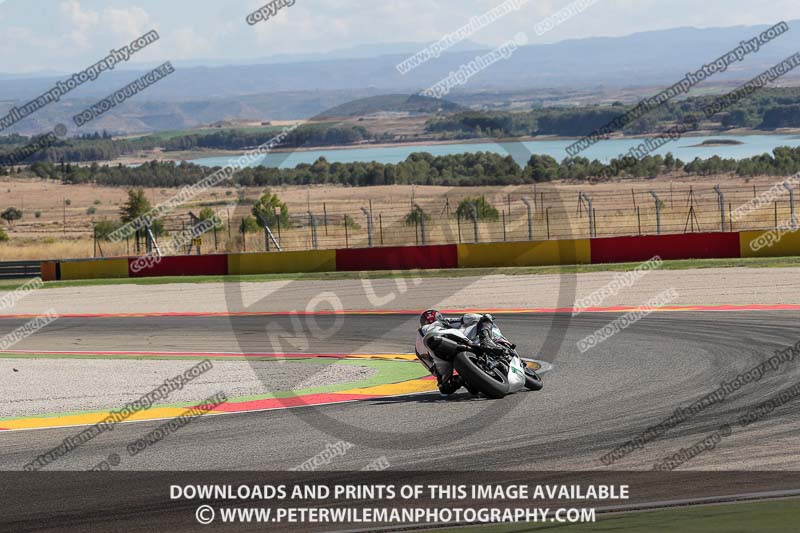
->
[453,352,509,399]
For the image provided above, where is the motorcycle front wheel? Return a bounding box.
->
[453,352,509,399]
[523,365,544,391]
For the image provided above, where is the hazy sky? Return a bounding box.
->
[1,0,799,73]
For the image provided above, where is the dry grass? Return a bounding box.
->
[0,175,792,260]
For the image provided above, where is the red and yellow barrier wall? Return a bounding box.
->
[739,230,800,258]
[228,250,336,275]
[337,245,458,271]
[58,258,130,281]
[458,239,591,268]
[38,229,800,282]
[129,254,228,278]
[590,232,741,263]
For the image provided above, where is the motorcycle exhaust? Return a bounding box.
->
[426,336,467,359]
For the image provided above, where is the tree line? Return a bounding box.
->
[160,124,375,151]
[14,146,800,188]
[425,87,800,138]
[0,124,377,165]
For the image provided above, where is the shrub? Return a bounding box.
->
[198,207,224,230]
[343,214,361,230]
[120,188,151,223]
[1,207,22,226]
[252,190,289,227]
[34,211,41,218]
[0,227,8,241]
[86,206,97,215]
[456,197,499,221]
[150,219,166,237]
[119,188,164,236]
[240,216,260,234]
[94,219,121,240]
[404,208,432,226]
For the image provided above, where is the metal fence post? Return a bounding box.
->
[713,185,726,232]
[775,201,778,229]
[784,181,796,229]
[521,197,533,240]
[637,206,641,235]
[413,203,426,245]
[545,208,550,239]
[308,211,318,250]
[470,202,479,243]
[650,191,661,235]
[580,193,594,238]
[268,213,269,252]
[361,207,373,247]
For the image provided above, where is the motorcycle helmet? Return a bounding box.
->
[420,309,444,326]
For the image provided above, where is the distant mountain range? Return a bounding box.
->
[1,21,799,135]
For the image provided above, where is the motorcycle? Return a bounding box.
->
[425,321,543,399]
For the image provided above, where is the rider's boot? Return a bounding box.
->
[477,314,500,350]
[438,375,464,397]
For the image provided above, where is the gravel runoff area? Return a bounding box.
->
[0,359,377,419]
[0,267,798,316]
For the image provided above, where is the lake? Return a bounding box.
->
[188,134,800,168]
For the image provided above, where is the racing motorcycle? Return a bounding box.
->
[426,321,543,399]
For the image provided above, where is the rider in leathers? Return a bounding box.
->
[415,309,501,395]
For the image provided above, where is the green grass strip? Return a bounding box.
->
[433,497,800,532]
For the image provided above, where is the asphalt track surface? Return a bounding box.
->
[2,311,800,472]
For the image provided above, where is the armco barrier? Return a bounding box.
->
[336,244,458,271]
[60,258,130,280]
[228,250,336,275]
[740,230,800,258]
[128,254,228,278]
[457,240,591,268]
[0,260,41,280]
[590,232,741,263]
